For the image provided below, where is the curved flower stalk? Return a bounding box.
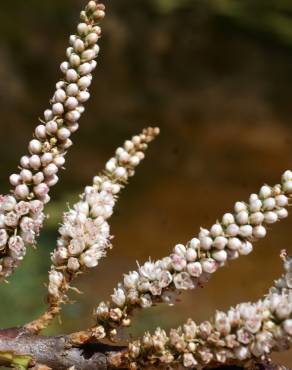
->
[108,252,292,369]
[93,171,292,340]
[25,127,160,334]
[0,0,105,281]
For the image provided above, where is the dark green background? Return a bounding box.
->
[0,0,291,366]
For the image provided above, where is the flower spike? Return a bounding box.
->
[0,1,105,280]
[25,127,159,334]
[93,171,292,340]
[109,253,292,369]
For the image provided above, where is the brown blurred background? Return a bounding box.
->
[0,0,291,366]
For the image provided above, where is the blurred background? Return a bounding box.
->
[0,0,291,366]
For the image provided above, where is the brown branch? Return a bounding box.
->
[0,327,117,369]
[0,327,289,370]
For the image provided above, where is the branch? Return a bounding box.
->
[0,327,117,370]
[0,0,105,281]
[25,128,160,334]
[0,327,289,370]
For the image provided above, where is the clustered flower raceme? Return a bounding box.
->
[94,171,292,339]
[0,0,105,280]
[108,253,292,369]
[47,128,160,303]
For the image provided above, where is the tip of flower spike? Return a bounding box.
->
[280,249,288,261]
[142,127,160,141]
[85,1,106,22]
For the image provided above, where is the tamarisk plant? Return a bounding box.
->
[0,1,291,369]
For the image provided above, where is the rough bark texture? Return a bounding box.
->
[0,328,111,369]
[0,328,289,370]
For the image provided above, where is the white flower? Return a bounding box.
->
[124,271,139,289]
[201,258,218,274]
[173,272,195,290]
[187,262,202,277]
[283,319,292,336]
[139,261,159,281]
[111,288,126,307]
[214,311,231,335]
[157,270,172,288]
[173,244,186,257]
[183,353,197,367]
[171,253,187,272]
[140,294,152,308]
[234,346,250,361]
[49,270,63,287]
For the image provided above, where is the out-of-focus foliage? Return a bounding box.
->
[209,0,292,46]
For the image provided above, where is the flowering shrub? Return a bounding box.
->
[0,1,291,369]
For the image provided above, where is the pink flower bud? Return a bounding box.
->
[78,62,91,75]
[46,120,58,134]
[35,125,47,139]
[52,103,64,116]
[9,174,20,186]
[20,155,30,168]
[44,163,58,177]
[66,69,78,82]
[34,183,49,197]
[33,172,45,185]
[15,184,29,199]
[65,96,79,110]
[57,127,71,141]
[66,83,79,96]
[20,169,33,182]
[29,155,41,170]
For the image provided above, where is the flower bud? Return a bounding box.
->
[52,103,64,116]
[212,249,227,263]
[187,262,202,277]
[34,183,49,197]
[249,211,264,225]
[201,258,218,274]
[78,62,92,75]
[186,247,197,262]
[33,172,45,185]
[9,174,20,186]
[66,69,78,82]
[60,61,69,73]
[78,76,91,89]
[46,120,58,135]
[29,155,41,170]
[65,97,79,110]
[77,91,90,103]
[15,184,29,199]
[54,89,67,103]
[259,185,272,198]
[252,225,266,239]
[213,236,227,250]
[239,241,253,255]
[20,155,30,168]
[35,125,47,139]
[264,211,278,224]
[173,244,186,257]
[222,213,234,225]
[57,127,71,141]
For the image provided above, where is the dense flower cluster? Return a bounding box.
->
[0,1,104,280]
[95,171,292,338]
[108,254,292,369]
[46,128,159,303]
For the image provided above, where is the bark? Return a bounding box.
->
[0,328,289,370]
[0,327,118,369]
